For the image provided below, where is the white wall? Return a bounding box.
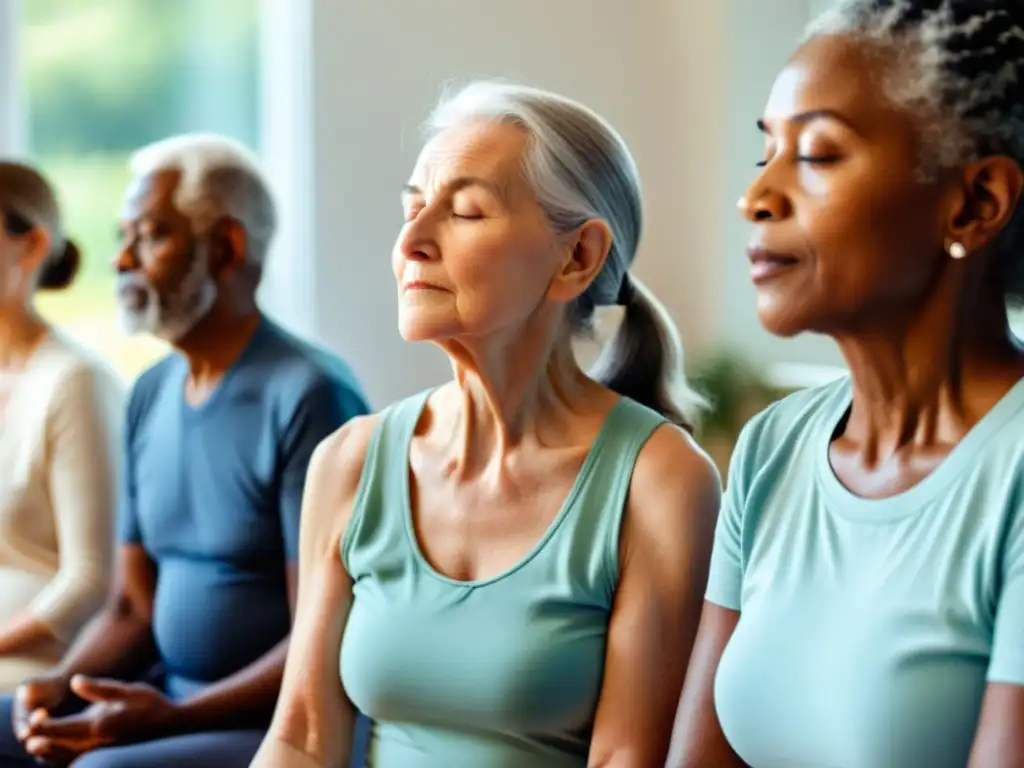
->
[294,0,843,407]
[717,0,843,374]
[808,0,838,18]
[0,0,23,155]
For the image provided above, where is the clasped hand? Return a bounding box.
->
[15,674,178,765]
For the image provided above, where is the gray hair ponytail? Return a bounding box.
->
[425,81,705,430]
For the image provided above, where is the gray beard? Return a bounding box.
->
[116,243,218,343]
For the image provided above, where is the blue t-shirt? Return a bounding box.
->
[119,316,369,684]
[708,375,1024,768]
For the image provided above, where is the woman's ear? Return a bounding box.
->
[946,155,1024,254]
[18,226,52,273]
[547,219,613,303]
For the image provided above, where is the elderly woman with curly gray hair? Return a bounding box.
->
[672,2,1024,767]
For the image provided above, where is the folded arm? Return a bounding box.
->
[172,565,297,732]
[54,543,159,682]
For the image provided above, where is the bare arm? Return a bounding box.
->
[251,414,378,768]
[587,426,720,768]
[0,613,59,657]
[171,565,297,732]
[53,543,159,682]
[666,602,747,767]
[968,684,1024,767]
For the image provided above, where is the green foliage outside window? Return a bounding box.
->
[23,0,260,377]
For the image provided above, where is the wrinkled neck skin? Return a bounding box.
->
[834,277,1024,463]
[436,311,609,479]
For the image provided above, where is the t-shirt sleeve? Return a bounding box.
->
[988,498,1024,684]
[278,378,369,561]
[704,417,760,612]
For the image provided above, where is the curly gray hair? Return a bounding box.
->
[806,0,1024,307]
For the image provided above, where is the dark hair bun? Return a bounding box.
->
[38,239,81,291]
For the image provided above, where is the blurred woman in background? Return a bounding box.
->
[0,161,123,691]
[671,2,1024,766]
[252,81,721,767]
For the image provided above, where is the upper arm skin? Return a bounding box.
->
[666,602,747,768]
[587,425,722,768]
[969,684,1024,767]
[112,543,158,623]
[259,414,378,767]
[54,543,159,680]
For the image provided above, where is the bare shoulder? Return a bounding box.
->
[301,412,382,555]
[313,413,381,490]
[627,423,723,538]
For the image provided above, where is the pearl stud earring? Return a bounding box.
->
[949,242,967,259]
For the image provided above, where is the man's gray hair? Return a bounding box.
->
[424,80,705,429]
[129,133,277,266]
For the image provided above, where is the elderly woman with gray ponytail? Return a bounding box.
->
[252,81,720,768]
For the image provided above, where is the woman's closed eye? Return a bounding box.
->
[755,154,841,168]
[798,154,840,165]
[450,195,486,220]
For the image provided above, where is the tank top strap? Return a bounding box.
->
[341,389,431,574]
[549,397,669,605]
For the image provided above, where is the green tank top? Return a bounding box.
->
[339,390,666,767]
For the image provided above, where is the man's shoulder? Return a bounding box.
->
[246,319,370,416]
[125,353,180,422]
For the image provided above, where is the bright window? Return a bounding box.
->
[21,0,262,378]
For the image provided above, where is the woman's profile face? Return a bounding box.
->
[393,119,565,344]
[0,214,46,300]
[741,34,952,338]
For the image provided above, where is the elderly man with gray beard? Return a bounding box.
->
[0,134,370,767]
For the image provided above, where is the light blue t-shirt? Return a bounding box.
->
[708,376,1024,768]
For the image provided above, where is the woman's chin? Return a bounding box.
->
[756,298,814,339]
[398,317,454,343]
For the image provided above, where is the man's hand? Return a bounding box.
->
[21,676,179,764]
[22,702,111,766]
[13,674,72,745]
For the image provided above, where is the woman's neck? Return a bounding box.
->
[441,324,605,475]
[0,302,48,369]
[835,301,1024,458]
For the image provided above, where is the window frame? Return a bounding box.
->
[0,0,315,349]
[257,0,316,339]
